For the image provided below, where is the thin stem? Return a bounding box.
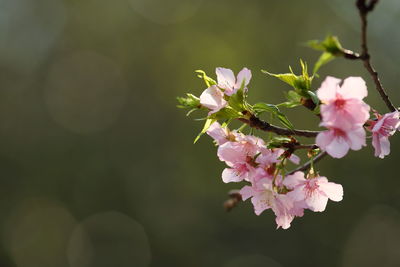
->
[356,0,397,112]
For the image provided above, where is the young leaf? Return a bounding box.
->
[262,60,312,92]
[313,51,335,74]
[177,93,201,109]
[307,35,343,55]
[252,103,294,130]
[194,118,215,144]
[195,70,217,87]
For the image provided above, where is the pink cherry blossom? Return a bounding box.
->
[317,76,370,128]
[316,124,366,158]
[199,85,227,115]
[216,67,252,96]
[206,122,234,146]
[368,111,400,159]
[217,135,265,183]
[240,178,299,229]
[284,172,343,212]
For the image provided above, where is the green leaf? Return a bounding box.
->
[252,103,294,130]
[313,51,335,74]
[176,93,201,109]
[195,70,216,87]
[307,35,343,55]
[262,60,312,92]
[194,118,215,144]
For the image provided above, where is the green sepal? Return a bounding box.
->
[306,90,320,106]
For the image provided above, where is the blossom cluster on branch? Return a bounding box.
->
[176,0,400,229]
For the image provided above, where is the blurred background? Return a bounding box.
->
[0,0,400,266]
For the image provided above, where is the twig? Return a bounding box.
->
[238,115,320,138]
[356,0,397,112]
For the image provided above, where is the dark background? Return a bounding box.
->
[1,0,400,266]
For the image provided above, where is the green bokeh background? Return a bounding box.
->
[1,0,400,266]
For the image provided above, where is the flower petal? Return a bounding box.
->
[316,76,341,102]
[216,67,235,93]
[347,126,366,151]
[283,171,305,189]
[199,85,227,114]
[318,180,343,202]
[222,168,244,183]
[339,76,368,100]
[235,67,252,89]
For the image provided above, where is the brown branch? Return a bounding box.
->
[356,0,397,112]
[238,115,320,138]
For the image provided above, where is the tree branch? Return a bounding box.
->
[356,0,397,112]
[238,115,320,138]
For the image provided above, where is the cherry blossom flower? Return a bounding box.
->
[317,76,370,128]
[368,111,400,158]
[217,135,265,183]
[284,172,343,212]
[316,124,366,158]
[240,178,300,229]
[206,122,235,146]
[199,85,227,115]
[216,67,252,96]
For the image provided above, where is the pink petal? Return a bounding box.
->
[288,154,300,165]
[235,67,252,89]
[372,135,390,159]
[283,171,305,189]
[325,135,350,158]
[287,185,306,202]
[339,76,368,100]
[251,192,271,215]
[217,143,245,166]
[316,76,341,102]
[216,67,235,94]
[316,129,335,148]
[305,193,329,212]
[239,185,255,201]
[222,168,243,183]
[318,179,343,202]
[372,133,382,158]
[206,122,229,145]
[347,127,366,151]
[199,85,227,114]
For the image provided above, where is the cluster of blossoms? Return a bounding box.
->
[177,1,400,230]
[315,76,400,158]
[207,121,343,229]
[186,66,400,229]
